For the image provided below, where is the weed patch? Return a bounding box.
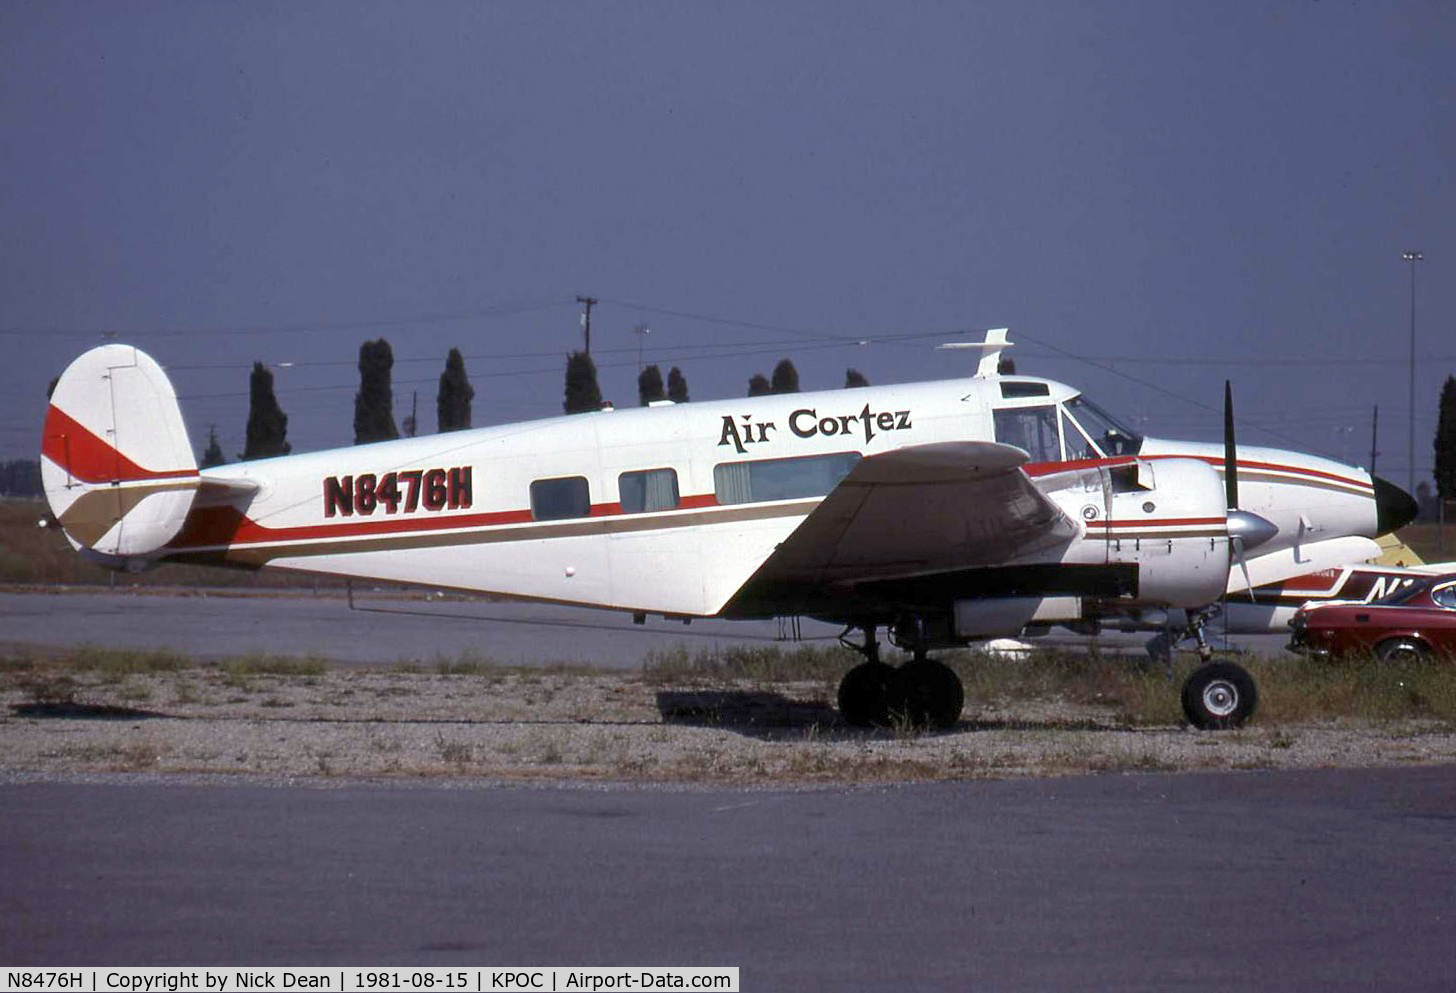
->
[643,643,855,688]
[219,654,328,677]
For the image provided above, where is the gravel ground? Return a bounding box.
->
[4,663,1456,785]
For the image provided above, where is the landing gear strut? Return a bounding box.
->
[1181,604,1222,661]
[836,624,964,730]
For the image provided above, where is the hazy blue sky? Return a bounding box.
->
[3,1,1452,485]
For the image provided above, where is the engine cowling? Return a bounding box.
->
[1044,457,1233,609]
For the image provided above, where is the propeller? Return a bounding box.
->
[1222,379,1279,595]
[1224,380,1238,511]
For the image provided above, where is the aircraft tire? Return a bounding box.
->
[894,659,964,730]
[1181,661,1257,730]
[837,661,897,727]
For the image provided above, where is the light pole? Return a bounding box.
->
[633,324,651,371]
[1404,251,1424,495]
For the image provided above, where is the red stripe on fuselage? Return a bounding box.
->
[1085,516,1226,529]
[1021,454,1370,491]
[172,493,727,550]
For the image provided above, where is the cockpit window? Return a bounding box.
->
[993,406,1061,462]
[1060,410,1098,461]
[1063,396,1143,456]
[1376,578,1431,606]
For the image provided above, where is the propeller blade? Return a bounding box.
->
[1231,536,1255,598]
[1224,379,1238,510]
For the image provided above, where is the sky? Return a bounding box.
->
[2,1,1452,491]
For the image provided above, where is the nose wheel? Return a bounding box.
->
[836,625,964,730]
[1181,660,1257,729]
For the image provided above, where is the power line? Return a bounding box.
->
[174,337,882,401]
[0,297,576,338]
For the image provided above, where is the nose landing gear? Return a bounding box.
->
[1176,605,1258,730]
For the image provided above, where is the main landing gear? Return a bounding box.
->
[836,624,965,730]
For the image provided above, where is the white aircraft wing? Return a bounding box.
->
[735,442,1079,602]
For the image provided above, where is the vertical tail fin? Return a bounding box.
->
[40,344,199,561]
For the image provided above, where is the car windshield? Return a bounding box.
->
[1063,396,1143,456]
[1372,578,1432,605]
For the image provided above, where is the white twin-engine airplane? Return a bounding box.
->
[40,331,1417,731]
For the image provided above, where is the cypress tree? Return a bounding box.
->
[1434,376,1456,504]
[353,339,399,444]
[637,364,666,406]
[437,348,475,432]
[770,359,800,394]
[747,374,772,397]
[845,368,870,388]
[564,351,603,413]
[242,362,291,460]
[667,367,689,403]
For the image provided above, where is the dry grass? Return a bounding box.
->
[4,641,1456,784]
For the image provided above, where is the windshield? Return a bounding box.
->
[1063,396,1143,456]
[1372,578,1431,605]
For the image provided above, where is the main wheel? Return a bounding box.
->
[1181,661,1257,730]
[893,659,965,730]
[837,661,897,727]
[1374,637,1430,664]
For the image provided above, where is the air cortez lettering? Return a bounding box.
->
[717,404,912,454]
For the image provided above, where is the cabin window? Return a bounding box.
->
[1433,585,1456,608]
[619,468,680,513]
[713,452,861,505]
[530,476,591,521]
[993,406,1061,462]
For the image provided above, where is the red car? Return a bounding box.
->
[1287,574,1456,662]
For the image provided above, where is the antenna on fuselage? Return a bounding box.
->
[938,327,1012,378]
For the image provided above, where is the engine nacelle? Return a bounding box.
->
[1047,458,1231,609]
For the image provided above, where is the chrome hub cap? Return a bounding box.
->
[1202,680,1239,718]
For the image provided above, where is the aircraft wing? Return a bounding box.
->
[727,442,1079,612]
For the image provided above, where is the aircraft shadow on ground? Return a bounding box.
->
[654,689,1118,740]
[9,702,168,720]
[656,690,839,740]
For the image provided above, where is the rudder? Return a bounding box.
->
[41,344,199,562]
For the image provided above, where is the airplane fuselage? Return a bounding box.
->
[158,372,1391,637]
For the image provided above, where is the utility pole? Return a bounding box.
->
[1404,251,1424,494]
[633,324,651,371]
[576,295,598,355]
[1370,405,1379,475]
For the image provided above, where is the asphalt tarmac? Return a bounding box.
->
[0,589,1292,666]
[3,767,1453,990]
